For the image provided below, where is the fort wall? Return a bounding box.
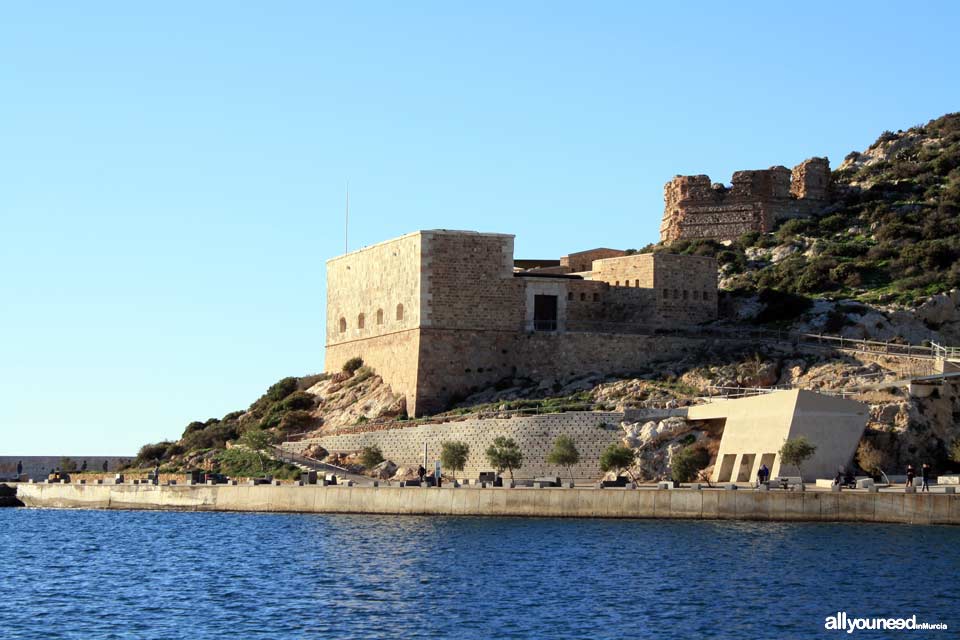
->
[325,230,720,416]
[660,157,830,243]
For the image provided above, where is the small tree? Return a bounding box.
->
[485,436,523,482]
[671,445,710,483]
[440,441,469,482]
[950,439,960,467]
[779,436,817,482]
[546,435,580,483]
[239,427,275,472]
[360,445,384,469]
[599,444,637,484]
[856,439,888,477]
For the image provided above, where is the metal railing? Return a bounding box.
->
[269,445,350,475]
[705,385,861,399]
[559,322,950,361]
[932,342,960,359]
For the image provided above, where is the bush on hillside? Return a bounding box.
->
[342,357,364,374]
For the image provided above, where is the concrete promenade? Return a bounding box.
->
[15,483,960,525]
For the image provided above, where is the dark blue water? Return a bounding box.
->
[1,510,956,639]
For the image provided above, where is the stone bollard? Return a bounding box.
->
[345,480,354,487]
[79,479,87,485]
[943,486,956,494]
[273,480,282,486]
[756,483,767,492]
[594,482,604,490]
[372,481,380,487]
[657,481,671,490]
[724,483,738,491]
[868,485,878,493]
[831,484,841,492]
[905,486,917,494]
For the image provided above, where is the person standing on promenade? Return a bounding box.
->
[102,460,109,472]
[417,465,426,485]
[16,460,22,479]
[906,464,915,488]
[921,463,931,492]
[757,463,769,487]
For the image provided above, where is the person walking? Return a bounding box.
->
[417,465,426,485]
[102,460,109,472]
[16,460,23,479]
[921,463,931,492]
[906,464,915,488]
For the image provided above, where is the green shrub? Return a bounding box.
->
[599,444,636,483]
[360,445,384,469]
[342,357,364,374]
[278,410,316,433]
[671,445,710,483]
[281,391,316,411]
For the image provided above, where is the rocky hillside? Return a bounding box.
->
[652,113,960,341]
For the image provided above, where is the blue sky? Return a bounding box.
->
[2,2,958,455]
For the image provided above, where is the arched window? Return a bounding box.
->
[703,291,710,301]
[396,303,404,321]
[683,290,688,300]
[634,279,639,287]
[567,292,573,301]
[615,281,619,287]
[663,289,669,298]
[580,293,586,301]
[357,313,365,329]
[376,309,384,325]
[673,289,679,299]
[339,317,346,333]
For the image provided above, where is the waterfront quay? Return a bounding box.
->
[14,481,960,525]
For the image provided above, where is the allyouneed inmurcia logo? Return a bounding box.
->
[825,612,948,634]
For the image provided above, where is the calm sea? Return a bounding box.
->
[1,509,956,639]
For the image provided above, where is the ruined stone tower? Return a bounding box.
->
[659,157,830,244]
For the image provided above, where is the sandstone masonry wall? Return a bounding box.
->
[660,158,830,243]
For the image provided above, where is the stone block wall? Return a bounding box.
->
[422,230,523,331]
[652,253,717,325]
[288,411,626,480]
[560,248,625,273]
[660,157,830,243]
[326,232,423,346]
[325,229,720,416]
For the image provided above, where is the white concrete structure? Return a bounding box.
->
[689,390,869,483]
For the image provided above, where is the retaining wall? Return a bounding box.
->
[287,412,627,480]
[16,484,960,525]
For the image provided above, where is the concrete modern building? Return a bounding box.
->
[689,390,869,483]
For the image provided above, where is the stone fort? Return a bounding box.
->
[325,230,717,416]
[660,157,830,243]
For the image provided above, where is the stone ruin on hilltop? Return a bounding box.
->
[660,157,830,243]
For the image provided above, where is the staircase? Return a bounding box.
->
[269,446,373,485]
